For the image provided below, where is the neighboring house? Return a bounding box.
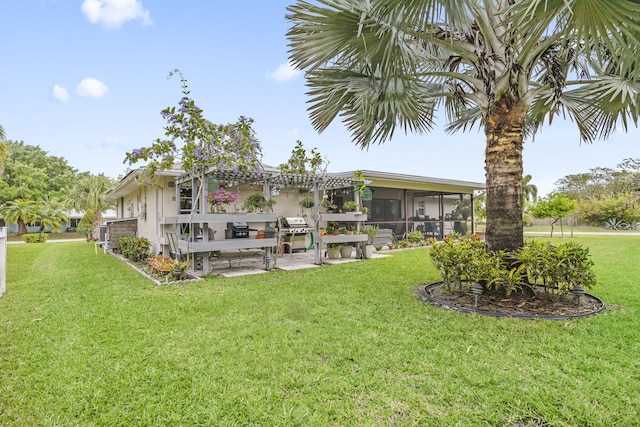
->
[0,209,116,234]
[105,165,484,272]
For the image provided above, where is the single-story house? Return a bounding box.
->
[0,209,116,234]
[105,165,484,273]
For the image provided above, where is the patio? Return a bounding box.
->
[191,247,388,278]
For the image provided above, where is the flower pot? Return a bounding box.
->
[363,244,375,259]
[340,245,353,258]
[327,247,340,259]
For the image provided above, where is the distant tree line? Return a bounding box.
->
[0,140,116,238]
[530,158,640,229]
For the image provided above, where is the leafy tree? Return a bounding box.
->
[287,0,640,252]
[530,195,577,237]
[66,173,115,239]
[577,195,640,226]
[278,140,328,175]
[0,141,77,205]
[125,69,264,216]
[0,198,37,235]
[125,70,263,179]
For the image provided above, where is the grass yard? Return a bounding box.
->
[1,236,639,426]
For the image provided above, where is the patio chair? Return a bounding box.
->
[166,232,184,261]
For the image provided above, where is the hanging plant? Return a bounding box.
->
[299,196,315,209]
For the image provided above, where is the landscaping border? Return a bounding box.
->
[420,282,605,320]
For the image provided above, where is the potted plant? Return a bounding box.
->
[265,227,277,238]
[342,200,359,212]
[243,192,275,212]
[299,196,314,209]
[321,198,337,213]
[326,243,340,259]
[361,224,379,258]
[207,187,238,212]
[340,244,353,258]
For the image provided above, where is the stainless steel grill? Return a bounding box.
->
[280,217,310,252]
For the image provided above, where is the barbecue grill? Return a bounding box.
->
[226,221,250,239]
[280,217,310,251]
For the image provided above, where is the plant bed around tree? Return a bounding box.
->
[420,281,604,319]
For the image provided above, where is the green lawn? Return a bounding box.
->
[1,237,639,426]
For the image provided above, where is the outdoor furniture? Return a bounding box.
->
[166,232,184,261]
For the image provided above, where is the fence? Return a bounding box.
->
[0,227,6,297]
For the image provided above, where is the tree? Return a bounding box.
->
[278,140,328,175]
[287,0,640,252]
[32,197,68,235]
[0,124,6,173]
[522,174,538,206]
[77,210,95,238]
[66,173,115,239]
[0,141,77,205]
[125,70,264,211]
[0,198,37,235]
[530,195,577,237]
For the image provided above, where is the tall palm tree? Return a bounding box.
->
[0,198,37,235]
[0,124,7,173]
[67,174,115,239]
[287,0,640,252]
[522,174,538,206]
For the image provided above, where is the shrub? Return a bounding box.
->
[429,237,596,297]
[148,256,188,279]
[77,210,94,237]
[23,233,47,243]
[405,230,425,245]
[117,235,150,263]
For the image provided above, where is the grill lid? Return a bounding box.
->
[284,217,308,227]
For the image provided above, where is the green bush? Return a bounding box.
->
[23,233,47,243]
[77,210,95,236]
[429,236,596,297]
[578,195,640,226]
[117,235,150,263]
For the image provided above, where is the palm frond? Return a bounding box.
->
[528,76,640,143]
[306,68,439,147]
[509,0,640,74]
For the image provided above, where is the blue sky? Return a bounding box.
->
[1,0,639,197]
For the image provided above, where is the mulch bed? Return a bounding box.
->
[420,282,604,319]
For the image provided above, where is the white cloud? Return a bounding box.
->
[268,62,300,84]
[81,0,152,28]
[51,85,70,102]
[102,137,124,147]
[77,77,109,98]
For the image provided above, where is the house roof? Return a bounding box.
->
[105,167,183,201]
[107,165,484,200]
[331,170,484,194]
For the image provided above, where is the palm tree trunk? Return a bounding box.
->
[93,212,103,240]
[484,99,524,252]
[18,219,28,235]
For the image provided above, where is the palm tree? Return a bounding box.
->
[32,198,69,235]
[522,174,538,206]
[66,174,115,239]
[287,0,640,252]
[0,124,7,173]
[0,198,37,235]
